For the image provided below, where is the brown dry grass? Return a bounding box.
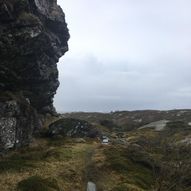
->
[0,139,97,191]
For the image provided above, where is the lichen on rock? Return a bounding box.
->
[49,118,100,138]
[0,0,69,150]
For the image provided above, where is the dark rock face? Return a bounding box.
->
[49,118,100,138]
[0,94,40,150]
[0,0,69,150]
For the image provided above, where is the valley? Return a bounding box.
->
[0,110,191,191]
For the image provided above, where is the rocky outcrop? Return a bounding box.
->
[0,93,40,150]
[49,118,100,138]
[0,0,69,150]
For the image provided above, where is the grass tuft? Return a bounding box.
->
[17,176,61,191]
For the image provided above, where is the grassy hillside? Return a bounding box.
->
[0,111,191,190]
[62,110,191,131]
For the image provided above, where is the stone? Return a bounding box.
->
[0,0,69,150]
[0,95,41,150]
[0,0,69,113]
[87,182,96,191]
[49,118,100,138]
[0,117,17,149]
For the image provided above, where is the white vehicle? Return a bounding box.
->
[102,138,109,144]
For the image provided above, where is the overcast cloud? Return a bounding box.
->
[54,0,191,112]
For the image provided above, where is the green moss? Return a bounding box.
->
[104,147,154,190]
[112,183,144,191]
[0,159,33,173]
[17,176,61,191]
[112,184,128,191]
[47,137,67,146]
[45,147,73,161]
[0,146,69,173]
[0,140,83,174]
[104,147,129,172]
[0,148,44,173]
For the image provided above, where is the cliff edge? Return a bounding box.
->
[0,0,69,150]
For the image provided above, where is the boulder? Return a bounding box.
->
[0,94,40,150]
[49,118,100,138]
[0,0,69,150]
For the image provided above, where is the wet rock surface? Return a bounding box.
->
[0,0,69,150]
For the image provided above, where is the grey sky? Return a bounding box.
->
[54,0,191,112]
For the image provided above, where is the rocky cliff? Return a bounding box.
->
[0,0,69,150]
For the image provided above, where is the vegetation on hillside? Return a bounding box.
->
[0,114,191,190]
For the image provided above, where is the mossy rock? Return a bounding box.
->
[48,118,99,138]
[17,176,61,191]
